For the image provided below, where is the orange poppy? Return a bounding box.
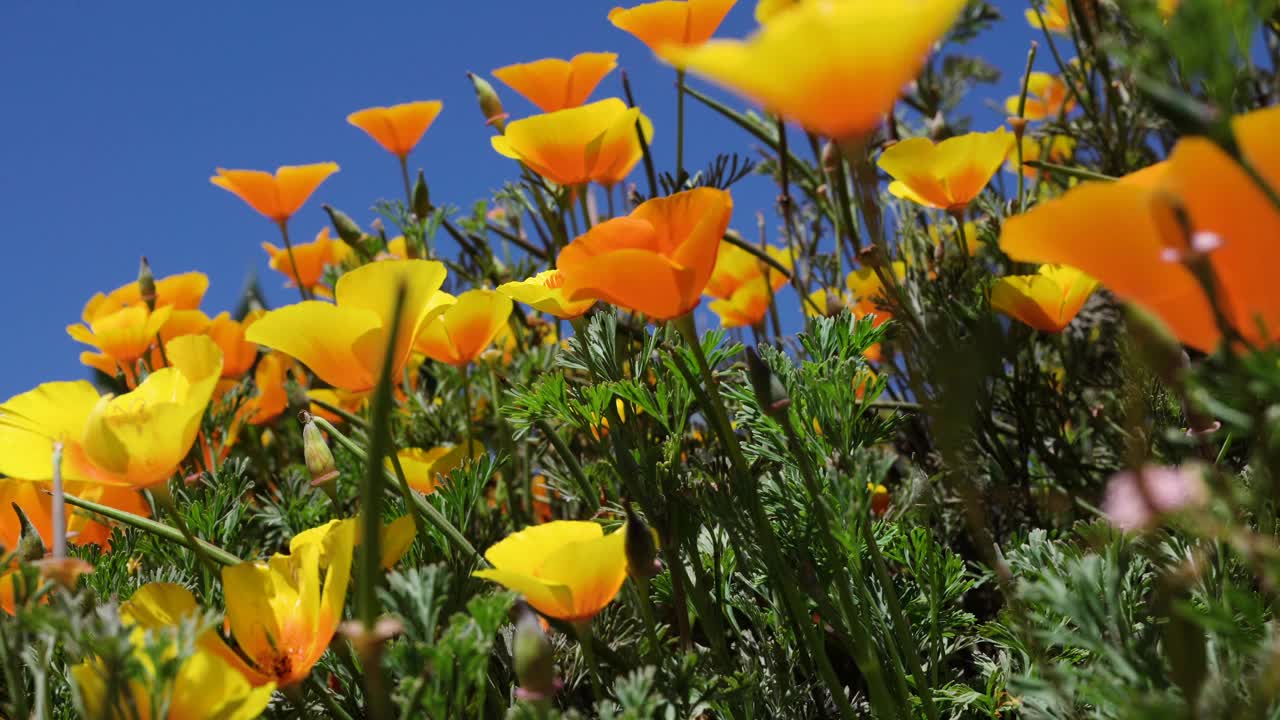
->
[609,0,738,51]
[82,271,208,325]
[261,227,351,298]
[493,52,618,113]
[989,265,1098,333]
[414,290,514,367]
[347,101,444,158]
[491,98,653,187]
[211,163,340,223]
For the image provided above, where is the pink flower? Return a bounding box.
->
[1103,464,1207,531]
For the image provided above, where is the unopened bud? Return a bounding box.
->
[413,170,431,221]
[745,346,791,418]
[1007,116,1028,140]
[467,72,507,132]
[821,141,840,177]
[301,414,339,501]
[138,257,157,311]
[624,501,660,580]
[1125,304,1186,387]
[12,503,46,562]
[857,244,887,269]
[323,204,364,245]
[512,601,559,702]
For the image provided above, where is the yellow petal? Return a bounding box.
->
[415,289,513,366]
[246,301,382,391]
[534,524,628,621]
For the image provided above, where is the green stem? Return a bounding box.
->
[398,155,414,207]
[91,485,238,567]
[277,220,312,302]
[533,418,594,508]
[631,577,665,667]
[676,69,686,187]
[576,622,608,708]
[461,366,477,463]
[1021,160,1117,183]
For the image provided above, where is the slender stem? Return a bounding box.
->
[147,485,236,573]
[949,207,970,259]
[62,491,240,565]
[534,417,595,509]
[631,577,664,666]
[675,69,687,187]
[310,396,368,428]
[620,70,659,199]
[1021,160,1117,183]
[576,622,607,707]
[577,186,592,231]
[50,443,66,559]
[461,366,476,461]
[398,155,414,207]
[277,220,312,302]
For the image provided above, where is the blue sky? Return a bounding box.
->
[0,1,1034,398]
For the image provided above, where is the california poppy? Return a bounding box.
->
[493,52,618,113]
[990,264,1098,333]
[347,101,444,159]
[473,521,628,622]
[414,290,514,366]
[67,304,172,382]
[879,129,1014,212]
[1005,73,1076,121]
[393,443,485,494]
[499,270,595,319]
[491,98,653,187]
[82,271,208,325]
[609,0,737,51]
[704,240,791,301]
[1026,0,1070,33]
[211,163,339,224]
[261,227,351,299]
[1010,135,1077,177]
[659,0,966,140]
[709,276,778,328]
[0,478,148,551]
[556,187,733,320]
[290,515,416,570]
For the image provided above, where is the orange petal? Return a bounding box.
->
[347,101,444,158]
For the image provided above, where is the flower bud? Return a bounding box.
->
[138,256,157,311]
[322,204,364,245]
[301,413,339,501]
[412,170,432,221]
[624,501,660,580]
[467,72,507,132]
[12,503,46,562]
[821,141,840,177]
[512,601,559,702]
[745,346,791,418]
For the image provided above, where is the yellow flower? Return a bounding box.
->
[0,335,223,489]
[221,518,354,687]
[659,0,966,140]
[261,227,352,298]
[246,259,450,392]
[804,287,853,318]
[1009,135,1077,177]
[1004,72,1076,122]
[704,241,791,300]
[609,0,737,51]
[491,98,654,187]
[82,271,209,325]
[990,264,1098,333]
[414,289,514,367]
[921,221,980,262]
[308,387,368,424]
[879,129,1014,212]
[1026,0,1070,33]
[210,163,339,224]
[0,478,148,551]
[347,101,444,159]
[498,269,596,319]
[67,304,172,382]
[493,52,618,113]
[290,515,416,570]
[754,0,797,23]
[709,275,778,328]
[556,187,734,320]
[393,443,485,494]
[473,521,628,622]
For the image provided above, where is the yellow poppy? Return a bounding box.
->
[1009,135,1077,177]
[709,275,778,328]
[990,264,1098,333]
[246,259,450,392]
[879,128,1014,212]
[0,478,148,551]
[414,289,514,366]
[659,0,966,140]
[804,287,853,318]
[392,443,486,494]
[609,0,737,51]
[290,515,416,570]
[491,98,654,187]
[221,518,354,687]
[82,271,209,324]
[261,227,352,298]
[473,521,628,622]
[704,240,791,300]
[211,163,339,224]
[347,101,444,158]
[1004,72,1076,121]
[67,304,172,381]
[493,52,618,113]
[556,187,734,320]
[754,0,797,23]
[1026,0,1070,33]
[498,269,595,319]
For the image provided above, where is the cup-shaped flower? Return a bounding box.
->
[1005,72,1076,121]
[1009,135,1076,177]
[846,262,906,318]
[246,259,450,392]
[0,478,148,551]
[659,0,966,140]
[237,352,296,426]
[473,521,628,623]
[1000,105,1280,351]
[393,442,486,494]
[491,98,654,187]
[498,270,596,319]
[704,240,791,300]
[207,312,258,380]
[493,52,618,113]
[82,271,209,324]
[556,187,733,320]
[67,304,172,380]
[261,227,351,298]
[211,163,340,224]
[990,264,1098,333]
[709,275,779,328]
[347,101,444,158]
[221,519,354,687]
[1026,0,1070,33]
[414,289,514,366]
[290,515,416,570]
[879,128,1014,212]
[609,0,737,51]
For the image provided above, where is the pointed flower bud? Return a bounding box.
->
[301,413,339,501]
[138,256,157,311]
[467,72,507,132]
[624,501,660,580]
[413,170,431,221]
[512,601,559,702]
[12,503,46,562]
[745,347,791,418]
[322,204,364,245]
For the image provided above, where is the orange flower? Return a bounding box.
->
[1005,72,1076,121]
[498,270,596,319]
[879,129,1014,212]
[0,478,149,551]
[211,163,339,223]
[207,312,259,380]
[704,241,791,300]
[660,0,966,140]
[1026,0,1070,33]
[709,276,778,328]
[236,352,297,427]
[392,443,485,494]
[82,271,208,325]
[999,106,1280,351]
[261,227,351,298]
[491,98,654,187]
[990,265,1098,333]
[414,290,514,366]
[609,0,737,51]
[493,52,618,113]
[347,101,444,158]
[556,187,733,320]
[67,304,172,381]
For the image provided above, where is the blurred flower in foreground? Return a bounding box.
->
[0,335,223,489]
[347,101,444,159]
[753,0,797,23]
[211,163,339,224]
[499,270,596,319]
[394,443,486,494]
[473,520,628,622]
[493,52,618,113]
[1103,464,1207,531]
[1000,105,1280,351]
[1009,135,1077,177]
[990,264,1098,333]
[247,259,449,392]
[1005,72,1076,121]
[1025,0,1070,33]
[414,289,514,366]
[0,479,148,551]
[659,0,966,140]
[557,187,733,320]
[261,227,351,299]
[491,98,654,187]
[609,0,737,51]
[221,519,354,686]
[879,128,1014,212]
